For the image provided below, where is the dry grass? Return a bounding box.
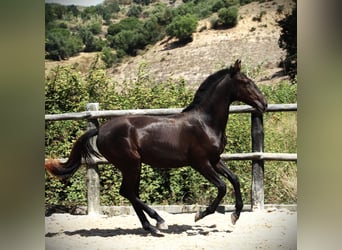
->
[45,52,98,77]
[280,165,297,200]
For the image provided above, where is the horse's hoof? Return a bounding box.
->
[231,212,239,225]
[156,221,168,230]
[149,228,165,237]
[194,212,202,222]
[146,225,161,235]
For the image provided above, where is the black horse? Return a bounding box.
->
[45,60,267,234]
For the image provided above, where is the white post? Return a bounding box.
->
[86,103,101,215]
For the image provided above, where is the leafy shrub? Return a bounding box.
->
[111,30,146,56]
[143,16,165,43]
[278,3,297,82]
[174,1,195,16]
[45,28,83,60]
[151,3,174,25]
[107,17,158,55]
[165,14,198,43]
[127,4,143,17]
[211,0,226,12]
[107,17,142,36]
[45,66,89,205]
[133,0,152,4]
[45,66,88,113]
[88,21,102,35]
[101,46,117,68]
[217,6,239,28]
[79,27,105,52]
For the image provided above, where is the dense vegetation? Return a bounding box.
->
[45,0,262,64]
[278,0,297,82]
[45,60,297,208]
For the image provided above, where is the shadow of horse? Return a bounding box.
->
[46,224,232,238]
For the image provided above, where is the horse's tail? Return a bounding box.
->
[45,128,102,181]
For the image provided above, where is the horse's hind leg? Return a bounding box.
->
[130,166,168,230]
[133,197,168,230]
[118,163,167,234]
[214,160,243,224]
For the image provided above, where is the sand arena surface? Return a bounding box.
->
[45,208,296,250]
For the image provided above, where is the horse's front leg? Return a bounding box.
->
[214,160,243,225]
[192,161,227,222]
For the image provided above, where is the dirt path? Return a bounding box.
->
[45,208,296,250]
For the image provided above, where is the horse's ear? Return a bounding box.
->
[234,60,241,72]
[231,59,241,76]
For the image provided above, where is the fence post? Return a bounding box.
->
[86,103,101,215]
[251,112,265,211]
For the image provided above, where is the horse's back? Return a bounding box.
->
[96,114,194,168]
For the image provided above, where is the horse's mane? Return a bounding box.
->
[182,68,231,112]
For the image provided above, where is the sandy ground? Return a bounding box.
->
[45,208,296,250]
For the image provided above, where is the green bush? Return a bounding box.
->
[107,17,143,36]
[217,5,239,28]
[143,16,165,43]
[165,14,198,43]
[151,3,174,26]
[101,46,117,68]
[211,0,226,12]
[107,17,158,55]
[45,28,83,60]
[45,66,88,113]
[278,3,297,81]
[127,4,143,17]
[88,21,102,35]
[79,27,105,52]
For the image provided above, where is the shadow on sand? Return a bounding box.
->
[46,224,232,238]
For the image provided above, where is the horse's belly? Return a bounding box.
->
[140,146,188,169]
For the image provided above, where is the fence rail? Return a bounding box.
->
[45,103,297,214]
[56,152,297,165]
[45,103,297,121]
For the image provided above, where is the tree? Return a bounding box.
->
[66,5,80,18]
[217,6,238,28]
[45,28,83,60]
[107,17,143,36]
[79,28,105,52]
[166,14,198,43]
[107,17,151,55]
[127,5,142,17]
[101,47,117,68]
[133,0,152,5]
[111,30,146,55]
[278,2,297,82]
[152,4,173,25]
[143,16,164,44]
[211,0,225,12]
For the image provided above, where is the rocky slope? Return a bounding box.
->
[45,0,295,88]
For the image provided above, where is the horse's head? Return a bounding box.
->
[230,60,267,113]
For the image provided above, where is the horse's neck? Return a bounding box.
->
[201,78,234,133]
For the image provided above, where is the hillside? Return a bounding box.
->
[45,0,295,88]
